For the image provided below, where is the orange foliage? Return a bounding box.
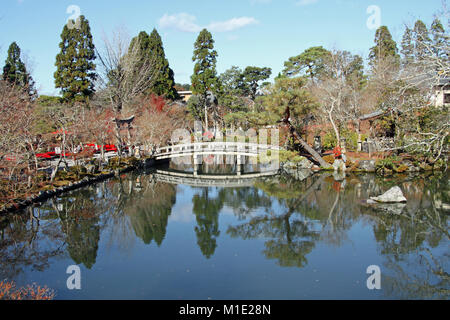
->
[0,280,56,300]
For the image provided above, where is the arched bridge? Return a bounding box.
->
[154,142,282,161]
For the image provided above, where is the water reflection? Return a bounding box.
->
[0,208,65,279]
[193,189,222,259]
[0,168,448,299]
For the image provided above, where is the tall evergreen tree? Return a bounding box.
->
[54,15,96,102]
[401,27,414,66]
[2,42,35,95]
[129,31,151,64]
[413,20,432,61]
[147,29,179,100]
[430,18,447,60]
[369,26,400,68]
[128,30,153,86]
[128,29,179,100]
[190,29,219,128]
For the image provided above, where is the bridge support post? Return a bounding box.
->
[194,154,202,176]
[237,155,242,176]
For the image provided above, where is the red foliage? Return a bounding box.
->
[149,95,167,113]
[333,146,342,158]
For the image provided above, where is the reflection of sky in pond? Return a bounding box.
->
[0,169,448,300]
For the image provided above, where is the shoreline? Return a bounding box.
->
[0,157,156,216]
[1,154,448,217]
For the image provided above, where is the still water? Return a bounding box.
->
[0,164,448,300]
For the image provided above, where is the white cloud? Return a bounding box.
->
[159,13,259,33]
[295,0,318,6]
[208,17,258,32]
[159,13,202,33]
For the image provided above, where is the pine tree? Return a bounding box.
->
[401,27,414,66]
[369,26,400,68]
[2,42,35,95]
[128,29,179,100]
[128,30,153,85]
[242,66,272,101]
[54,15,96,103]
[283,46,330,80]
[413,20,431,61]
[190,29,219,127]
[430,18,447,60]
[147,29,179,100]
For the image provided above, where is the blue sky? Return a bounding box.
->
[0,0,447,95]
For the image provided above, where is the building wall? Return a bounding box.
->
[304,119,381,145]
[435,88,450,106]
[178,91,193,102]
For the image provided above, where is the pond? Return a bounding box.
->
[0,163,448,300]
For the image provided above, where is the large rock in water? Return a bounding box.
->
[297,157,314,169]
[333,159,346,172]
[370,186,407,203]
[358,160,376,172]
[282,158,314,170]
[283,167,313,181]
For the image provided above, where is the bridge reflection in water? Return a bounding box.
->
[154,169,279,188]
[155,142,281,176]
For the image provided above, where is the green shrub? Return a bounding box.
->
[376,159,394,170]
[322,131,337,150]
[279,150,305,163]
[322,128,363,151]
[394,164,409,173]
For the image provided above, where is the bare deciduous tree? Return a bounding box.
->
[95,27,159,113]
[311,49,366,146]
[376,14,450,161]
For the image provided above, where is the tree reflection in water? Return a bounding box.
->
[191,186,274,258]
[227,171,449,298]
[0,172,178,278]
[227,175,326,267]
[362,172,449,299]
[192,188,222,259]
[0,207,65,279]
[0,169,448,299]
[110,175,176,246]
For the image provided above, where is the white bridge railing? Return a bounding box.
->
[155,142,281,160]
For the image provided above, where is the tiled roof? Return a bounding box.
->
[359,110,385,120]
